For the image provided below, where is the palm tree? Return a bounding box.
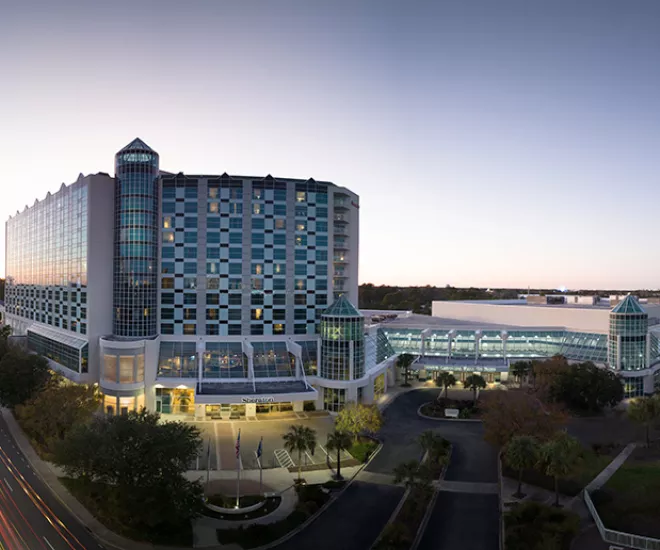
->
[393,460,431,491]
[282,424,317,482]
[464,374,487,405]
[538,432,582,507]
[504,435,539,498]
[397,353,415,387]
[627,396,660,448]
[435,372,457,400]
[326,430,352,480]
[510,361,531,388]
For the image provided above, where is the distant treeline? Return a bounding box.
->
[358,284,520,314]
[358,284,660,314]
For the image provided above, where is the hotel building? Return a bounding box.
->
[4,139,395,419]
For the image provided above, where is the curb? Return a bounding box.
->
[411,443,453,550]
[369,488,410,550]
[417,403,483,423]
[249,438,385,550]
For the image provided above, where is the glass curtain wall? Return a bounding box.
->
[113,139,159,337]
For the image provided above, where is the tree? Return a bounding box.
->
[282,424,317,482]
[481,390,568,448]
[0,350,51,409]
[548,362,623,414]
[418,430,439,458]
[510,361,532,388]
[505,501,580,550]
[14,379,101,457]
[392,460,432,491]
[397,353,415,387]
[464,374,487,405]
[0,324,11,340]
[627,395,660,448]
[532,356,570,400]
[504,435,539,498]
[326,430,352,480]
[538,432,583,507]
[435,372,457,400]
[54,409,203,534]
[335,403,383,442]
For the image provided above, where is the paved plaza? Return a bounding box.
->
[187,414,348,472]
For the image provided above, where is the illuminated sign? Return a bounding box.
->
[241,396,275,404]
[122,153,152,163]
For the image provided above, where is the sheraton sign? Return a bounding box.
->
[240,396,275,404]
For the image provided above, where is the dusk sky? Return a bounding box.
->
[2,0,660,289]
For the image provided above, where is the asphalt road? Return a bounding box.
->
[276,481,404,550]
[418,492,500,550]
[0,414,103,550]
[367,388,500,549]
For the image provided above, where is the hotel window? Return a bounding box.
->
[274,263,285,275]
[252,279,264,290]
[229,294,242,305]
[295,235,307,246]
[296,191,306,202]
[183,324,196,335]
[136,355,145,382]
[253,203,262,215]
[119,356,134,383]
[295,279,306,290]
[274,324,285,334]
[206,309,218,320]
[208,187,218,199]
[230,203,242,215]
[207,278,220,290]
[274,204,286,216]
[163,216,173,229]
[275,219,286,230]
[163,231,174,243]
[252,308,263,320]
[162,278,174,289]
[208,202,219,213]
[252,264,264,275]
[296,222,307,231]
[103,355,117,382]
[253,188,263,200]
[207,294,219,305]
[229,310,242,321]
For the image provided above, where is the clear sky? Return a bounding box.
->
[2,0,660,289]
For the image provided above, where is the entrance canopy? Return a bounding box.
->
[195,380,318,405]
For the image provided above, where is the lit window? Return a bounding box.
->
[253,203,262,215]
[275,219,286,230]
[208,187,218,199]
[163,231,174,243]
[296,191,306,203]
[208,202,219,213]
[296,222,306,231]
[163,216,173,229]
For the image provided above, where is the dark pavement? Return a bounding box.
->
[0,414,103,550]
[276,481,404,550]
[419,492,500,550]
[367,388,500,550]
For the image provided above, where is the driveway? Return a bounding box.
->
[367,388,498,483]
[418,492,500,550]
[277,481,404,550]
[367,389,500,550]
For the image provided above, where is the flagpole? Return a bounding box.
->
[236,429,241,508]
[259,437,263,495]
[206,437,211,487]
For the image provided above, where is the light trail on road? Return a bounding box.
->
[0,445,87,550]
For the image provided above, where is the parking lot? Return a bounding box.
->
[188,415,351,471]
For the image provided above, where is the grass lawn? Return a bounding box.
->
[504,450,612,497]
[61,477,193,546]
[348,437,378,463]
[592,460,660,538]
[216,484,331,549]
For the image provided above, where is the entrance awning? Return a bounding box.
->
[195,380,318,405]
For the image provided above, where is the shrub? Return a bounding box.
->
[505,501,580,550]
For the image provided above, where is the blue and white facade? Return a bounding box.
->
[5,138,395,418]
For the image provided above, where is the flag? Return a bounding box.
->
[235,429,241,458]
[256,437,263,459]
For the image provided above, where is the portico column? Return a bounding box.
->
[349,341,354,380]
[646,332,651,369]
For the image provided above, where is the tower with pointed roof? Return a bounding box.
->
[318,296,365,410]
[608,294,648,371]
[113,138,160,338]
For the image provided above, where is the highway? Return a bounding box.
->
[0,414,104,550]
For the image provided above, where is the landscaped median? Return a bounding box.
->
[372,432,451,550]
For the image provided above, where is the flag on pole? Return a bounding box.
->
[256,437,263,459]
[235,429,241,458]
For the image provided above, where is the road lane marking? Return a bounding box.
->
[43,536,55,550]
[3,478,12,492]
